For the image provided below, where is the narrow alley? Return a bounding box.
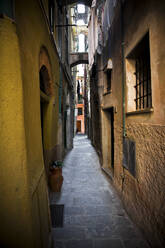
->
[0,1,165,247]
[50,135,149,248]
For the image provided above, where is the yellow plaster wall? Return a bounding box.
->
[0,0,61,247]
[0,17,33,247]
[15,0,60,180]
[14,0,60,246]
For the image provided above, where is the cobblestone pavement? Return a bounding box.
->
[50,135,150,248]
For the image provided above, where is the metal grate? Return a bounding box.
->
[134,34,152,110]
[50,204,64,228]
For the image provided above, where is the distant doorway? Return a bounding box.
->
[77,120,81,133]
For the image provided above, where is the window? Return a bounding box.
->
[78,108,83,115]
[104,59,113,94]
[78,95,83,104]
[126,32,152,112]
[134,49,152,110]
[49,0,55,33]
[106,69,112,92]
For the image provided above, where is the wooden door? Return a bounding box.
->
[76,120,81,132]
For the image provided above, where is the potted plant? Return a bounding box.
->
[49,161,63,192]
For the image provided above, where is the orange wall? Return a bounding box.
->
[76,103,85,133]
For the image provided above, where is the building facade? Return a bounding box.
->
[88,0,165,247]
[69,3,90,135]
[76,78,85,133]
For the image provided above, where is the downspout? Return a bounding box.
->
[59,65,63,114]
[121,0,126,138]
[121,0,126,192]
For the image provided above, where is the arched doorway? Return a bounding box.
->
[39,45,54,179]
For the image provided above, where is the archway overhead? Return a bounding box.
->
[61,0,92,7]
[71,60,89,67]
[70,52,88,67]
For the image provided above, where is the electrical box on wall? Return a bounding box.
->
[123,137,136,177]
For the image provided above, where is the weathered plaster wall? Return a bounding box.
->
[0,0,61,247]
[122,123,165,246]
[124,0,165,124]
[120,1,165,247]
[90,57,103,158]
[14,0,61,247]
[98,0,165,247]
[16,0,60,173]
[77,103,85,133]
[99,3,123,173]
[0,17,33,247]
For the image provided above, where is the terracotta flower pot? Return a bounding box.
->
[49,167,63,192]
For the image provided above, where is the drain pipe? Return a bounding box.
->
[59,65,63,114]
[120,0,126,192]
[121,0,126,138]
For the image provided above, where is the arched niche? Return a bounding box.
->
[39,46,53,178]
[39,46,53,96]
[39,65,51,96]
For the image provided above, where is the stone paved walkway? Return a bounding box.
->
[50,135,150,248]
